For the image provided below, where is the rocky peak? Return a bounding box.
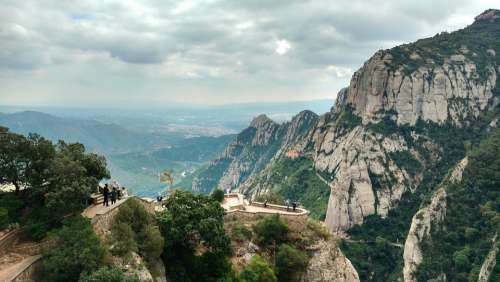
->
[474,9,500,24]
[250,114,275,128]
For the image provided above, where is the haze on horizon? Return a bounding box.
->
[1,0,498,107]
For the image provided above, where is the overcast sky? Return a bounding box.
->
[0,0,498,107]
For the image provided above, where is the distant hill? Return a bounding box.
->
[0,111,175,154]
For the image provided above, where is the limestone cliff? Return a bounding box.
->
[402,157,468,282]
[313,9,500,232]
[301,240,360,282]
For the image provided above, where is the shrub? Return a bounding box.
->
[41,215,104,282]
[231,222,253,242]
[0,208,8,230]
[79,267,138,282]
[0,192,23,226]
[139,224,164,262]
[24,207,53,241]
[306,220,330,240]
[211,189,225,202]
[239,255,277,282]
[114,198,152,234]
[275,244,308,282]
[110,222,137,256]
[253,214,289,247]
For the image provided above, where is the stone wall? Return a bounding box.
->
[224,209,308,226]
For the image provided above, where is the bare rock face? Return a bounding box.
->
[301,240,360,282]
[403,188,447,282]
[345,51,496,126]
[402,157,467,282]
[477,234,498,282]
[312,118,416,231]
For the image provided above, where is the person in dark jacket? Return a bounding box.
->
[111,187,117,205]
[103,184,110,207]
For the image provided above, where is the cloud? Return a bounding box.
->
[0,0,497,106]
[275,39,291,55]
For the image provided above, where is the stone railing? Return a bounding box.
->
[224,202,309,226]
[249,202,308,215]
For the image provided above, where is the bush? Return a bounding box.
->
[275,244,308,282]
[114,198,152,234]
[0,208,8,230]
[0,192,23,227]
[211,189,225,202]
[41,215,104,282]
[110,222,137,256]
[110,198,163,262]
[231,222,253,242]
[79,267,140,282]
[239,255,277,282]
[139,224,164,262]
[253,214,289,247]
[24,207,53,241]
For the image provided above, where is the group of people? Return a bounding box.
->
[101,181,127,207]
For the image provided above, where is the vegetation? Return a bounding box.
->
[416,130,500,281]
[40,216,105,282]
[230,222,253,242]
[0,126,109,239]
[253,214,289,247]
[156,190,232,281]
[384,12,500,78]
[275,244,308,282]
[110,198,164,263]
[251,156,330,220]
[239,255,277,282]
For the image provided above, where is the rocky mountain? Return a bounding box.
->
[191,9,500,281]
[191,110,319,194]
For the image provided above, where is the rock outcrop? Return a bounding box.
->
[477,234,498,282]
[403,157,468,282]
[301,240,360,282]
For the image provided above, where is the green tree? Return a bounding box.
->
[156,190,231,281]
[275,244,308,282]
[211,189,225,202]
[41,215,105,282]
[239,255,277,282]
[253,214,289,247]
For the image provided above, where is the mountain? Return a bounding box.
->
[190,9,500,281]
[0,111,174,154]
[191,110,319,194]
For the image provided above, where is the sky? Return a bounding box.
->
[0,0,499,107]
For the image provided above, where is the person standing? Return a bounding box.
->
[292,201,297,212]
[103,184,110,207]
[111,187,117,205]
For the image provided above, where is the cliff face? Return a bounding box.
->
[312,9,500,232]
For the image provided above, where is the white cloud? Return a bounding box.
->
[275,39,291,55]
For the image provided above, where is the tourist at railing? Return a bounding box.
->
[103,184,110,207]
[111,187,117,205]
